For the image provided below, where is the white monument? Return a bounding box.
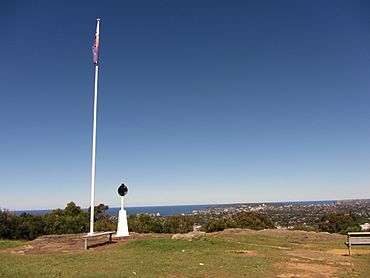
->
[116,184,129,237]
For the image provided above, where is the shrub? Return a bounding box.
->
[202,212,275,232]
[44,203,89,235]
[128,214,163,233]
[128,214,195,234]
[318,213,361,234]
[234,212,275,230]
[202,219,235,232]
[162,215,194,234]
[0,210,45,240]
[17,213,45,240]
[0,209,17,239]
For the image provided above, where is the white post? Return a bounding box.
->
[89,19,100,235]
[116,195,129,237]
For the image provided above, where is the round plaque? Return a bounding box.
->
[118,184,128,196]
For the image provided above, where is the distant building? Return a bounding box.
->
[193,224,202,231]
[360,223,370,231]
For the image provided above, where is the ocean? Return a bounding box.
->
[13,204,213,216]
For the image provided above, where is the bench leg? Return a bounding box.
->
[108,233,112,244]
[85,238,88,250]
[348,244,351,256]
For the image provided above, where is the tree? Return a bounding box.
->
[162,215,194,234]
[94,204,115,232]
[318,213,361,234]
[17,213,45,240]
[64,202,83,217]
[128,214,163,233]
[202,219,234,232]
[44,203,89,235]
[234,212,275,230]
[94,203,109,215]
[0,209,16,239]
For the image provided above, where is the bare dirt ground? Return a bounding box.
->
[6,232,171,255]
[274,262,339,278]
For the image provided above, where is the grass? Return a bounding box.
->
[0,230,369,277]
[0,240,26,250]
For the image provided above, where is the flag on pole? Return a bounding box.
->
[92,35,99,65]
[92,19,100,65]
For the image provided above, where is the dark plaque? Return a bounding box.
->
[118,184,128,196]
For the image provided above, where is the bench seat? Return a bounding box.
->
[82,231,115,249]
[345,232,370,255]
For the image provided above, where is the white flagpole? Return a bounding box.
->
[89,18,100,235]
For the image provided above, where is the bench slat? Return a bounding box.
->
[349,238,370,242]
[349,241,370,245]
[82,231,115,238]
[348,232,370,236]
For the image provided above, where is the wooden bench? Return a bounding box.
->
[345,232,370,255]
[82,231,115,249]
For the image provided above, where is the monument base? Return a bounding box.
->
[116,209,129,237]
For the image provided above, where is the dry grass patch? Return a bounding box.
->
[326,248,370,256]
[275,262,339,278]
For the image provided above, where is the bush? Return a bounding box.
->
[202,212,275,232]
[44,203,89,235]
[95,215,117,232]
[128,214,195,234]
[0,202,111,240]
[162,215,194,234]
[0,210,45,240]
[17,213,45,240]
[318,213,361,234]
[128,214,161,233]
[0,209,18,239]
[234,212,275,230]
[202,218,235,232]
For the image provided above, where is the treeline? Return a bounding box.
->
[0,202,108,240]
[292,213,362,234]
[201,212,363,234]
[0,202,196,240]
[0,202,363,240]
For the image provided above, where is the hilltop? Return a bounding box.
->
[1,229,370,277]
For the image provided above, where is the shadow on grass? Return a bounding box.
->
[87,240,118,249]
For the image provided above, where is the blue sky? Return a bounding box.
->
[1,1,370,210]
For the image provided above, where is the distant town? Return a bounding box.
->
[191,199,370,231]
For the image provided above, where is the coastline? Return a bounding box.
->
[11,199,348,216]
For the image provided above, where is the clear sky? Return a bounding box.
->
[1,1,370,210]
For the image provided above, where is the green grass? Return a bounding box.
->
[0,240,26,250]
[0,231,369,277]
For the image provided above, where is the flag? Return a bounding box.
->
[92,34,99,65]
